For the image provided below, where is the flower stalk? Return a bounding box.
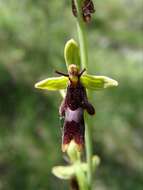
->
[74,0,93,188]
[74,0,88,70]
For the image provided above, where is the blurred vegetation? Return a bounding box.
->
[0,0,143,189]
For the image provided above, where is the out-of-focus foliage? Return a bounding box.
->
[0,0,143,189]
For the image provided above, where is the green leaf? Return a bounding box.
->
[81,74,118,90]
[35,76,68,91]
[52,166,75,180]
[64,39,80,69]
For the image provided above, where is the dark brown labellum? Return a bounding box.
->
[56,65,95,152]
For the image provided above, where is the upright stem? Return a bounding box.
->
[75,161,89,190]
[74,0,88,71]
[85,117,93,188]
[74,0,93,189]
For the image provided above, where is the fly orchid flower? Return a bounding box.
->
[35,39,118,152]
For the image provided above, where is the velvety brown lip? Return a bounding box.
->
[58,65,95,152]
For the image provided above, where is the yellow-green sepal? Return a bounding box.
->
[52,155,100,180]
[52,165,75,180]
[80,74,118,90]
[35,76,68,91]
[64,39,80,69]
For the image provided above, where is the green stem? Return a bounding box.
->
[85,117,93,188]
[75,161,89,190]
[74,0,88,71]
[74,0,93,189]
[67,141,89,190]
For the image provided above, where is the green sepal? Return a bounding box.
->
[35,76,68,91]
[52,155,100,180]
[52,165,75,180]
[80,155,100,172]
[80,74,118,90]
[67,140,81,162]
[92,155,100,170]
[64,39,80,69]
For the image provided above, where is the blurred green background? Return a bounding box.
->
[0,0,143,189]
